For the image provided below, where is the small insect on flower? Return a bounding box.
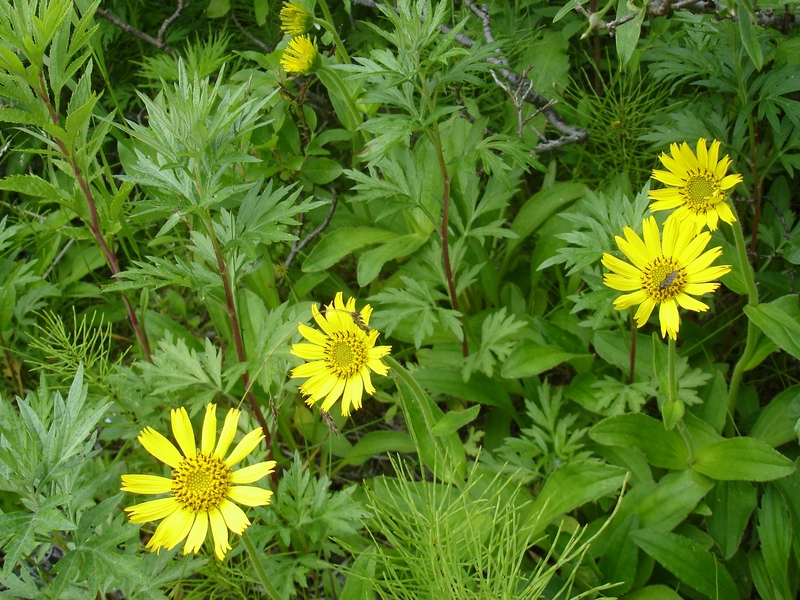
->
[659,270,680,290]
[324,307,371,334]
[290,292,391,416]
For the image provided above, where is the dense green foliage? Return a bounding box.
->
[1,0,800,598]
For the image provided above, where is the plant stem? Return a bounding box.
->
[726,213,760,418]
[313,16,351,64]
[34,72,152,361]
[241,529,282,600]
[199,211,272,446]
[429,121,467,357]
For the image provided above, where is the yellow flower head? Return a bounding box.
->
[290,292,391,416]
[280,1,315,35]
[121,404,275,560]
[649,138,743,231]
[280,35,321,75]
[602,216,731,340]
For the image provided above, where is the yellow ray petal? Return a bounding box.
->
[298,323,328,346]
[291,360,329,379]
[658,300,680,340]
[230,461,276,484]
[214,408,241,459]
[675,293,709,313]
[614,289,648,310]
[224,428,265,467]
[183,510,209,555]
[228,485,274,507]
[602,253,642,280]
[139,427,183,469]
[209,508,231,560]
[171,407,196,459]
[121,474,173,495]
[633,297,656,327]
[201,403,217,455]
[291,342,327,360]
[125,497,179,523]
[320,378,346,412]
[642,217,662,258]
[219,498,250,535]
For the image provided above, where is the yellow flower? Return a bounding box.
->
[602,216,731,340]
[280,35,321,75]
[291,292,391,416]
[121,404,275,560]
[649,138,743,231]
[280,1,314,35]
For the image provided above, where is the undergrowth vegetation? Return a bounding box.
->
[1,0,800,598]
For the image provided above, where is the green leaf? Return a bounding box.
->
[205,0,230,18]
[750,385,800,447]
[692,437,795,481]
[302,157,343,185]
[744,295,800,360]
[705,481,757,559]
[412,368,518,421]
[590,413,688,470]
[737,0,763,70]
[623,586,683,600]
[501,341,590,379]
[386,356,466,483]
[0,174,71,202]
[615,0,645,67]
[598,514,639,595]
[430,405,480,436]
[757,485,792,599]
[254,0,269,25]
[356,233,428,286]
[617,470,714,533]
[302,227,398,272]
[631,529,738,599]
[503,183,584,267]
[527,461,627,536]
[342,431,416,466]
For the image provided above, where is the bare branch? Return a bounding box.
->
[157,0,185,45]
[284,189,339,269]
[232,12,271,52]
[96,6,177,54]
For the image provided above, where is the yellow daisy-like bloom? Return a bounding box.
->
[280,1,315,35]
[121,404,276,560]
[280,34,321,75]
[602,216,731,340]
[290,292,392,416]
[649,138,743,231]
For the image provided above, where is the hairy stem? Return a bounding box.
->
[34,73,152,361]
[429,122,468,357]
[199,211,271,446]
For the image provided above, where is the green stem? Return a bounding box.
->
[241,529,282,600]
[314,1,350,64]
[726,212,760,418]
[667,336,677,404]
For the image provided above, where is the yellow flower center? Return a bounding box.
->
[172,453,231,512]
[682,172,721,213]
[642,257,686,301]
[325,331,367,379]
